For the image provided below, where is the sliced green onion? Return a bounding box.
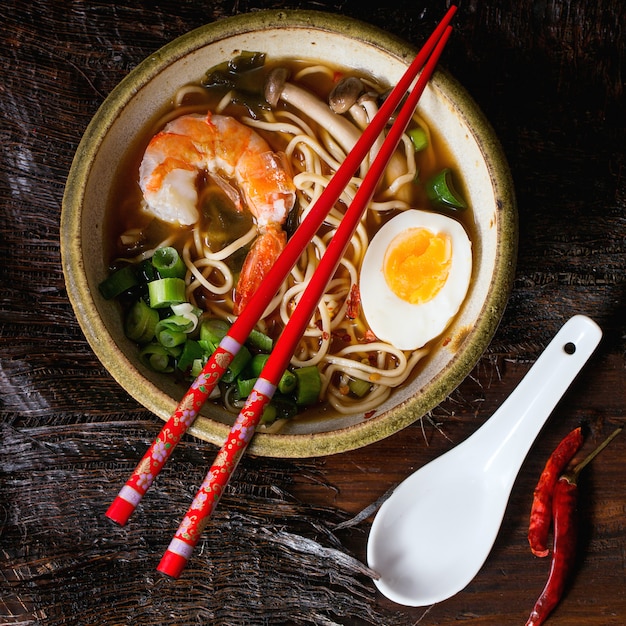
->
[124,299,159,344]
[152,246,186,279]
[177,339,204,372]
[154,315,194,348]
[348,377,372,398]
[222,345,252,383]
[156,315,195,334]
[236,376,257,398]
[249,354,295,393]
[278,370,297,394]
[294,365,322,406]
[140,343,174,372]
[250,353,270,377]
[156,328,187,348]
[260,402,277,425]
[247,328,273,352]
[98,265,138,300]
[190,357,206,378]
[425,168,468,211]
[171,302,201,332]
[200,318,231,344]
[148,277,186,308]
[198,339,217,356]
[408,126,428,152]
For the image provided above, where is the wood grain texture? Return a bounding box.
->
[1,1,624,624]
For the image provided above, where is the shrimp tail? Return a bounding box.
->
[234,224,286,315]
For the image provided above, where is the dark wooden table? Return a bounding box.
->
[1,1,624,624]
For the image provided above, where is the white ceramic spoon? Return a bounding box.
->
[367,314,602,607]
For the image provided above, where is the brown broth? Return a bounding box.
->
[104,56,474,272]
[103,55,477,408]
[101,54,480,420]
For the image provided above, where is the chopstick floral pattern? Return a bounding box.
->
[173,391,272,546]
[104,5,458,578]
[112,346,235,521]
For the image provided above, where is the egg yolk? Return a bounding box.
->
[383,227,452,304]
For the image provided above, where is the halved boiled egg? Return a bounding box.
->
[359,209,472,350]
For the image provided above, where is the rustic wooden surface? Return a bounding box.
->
[1,1,624,624]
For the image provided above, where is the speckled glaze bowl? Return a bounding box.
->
[61,10,517,458]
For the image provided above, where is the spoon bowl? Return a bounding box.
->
[367,315,602,606]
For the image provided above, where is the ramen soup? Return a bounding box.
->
[101,52,474,427]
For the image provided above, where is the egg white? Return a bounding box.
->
[359,209,472,350]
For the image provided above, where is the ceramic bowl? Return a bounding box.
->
[61,10,517,458]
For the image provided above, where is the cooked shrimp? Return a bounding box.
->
[139,111,296,314]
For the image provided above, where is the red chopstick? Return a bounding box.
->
[157,22,454,579]
[105,5,457,529]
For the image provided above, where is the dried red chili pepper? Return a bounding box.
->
[528,426,584,557]
[525,475,578,625]
[346,283,361,319]
[525,427,622,626]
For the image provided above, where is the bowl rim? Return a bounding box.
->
[61,9,518,458]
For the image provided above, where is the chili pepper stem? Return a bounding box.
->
[562,426,623,484]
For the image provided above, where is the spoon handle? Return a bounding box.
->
[472,315,602,481]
